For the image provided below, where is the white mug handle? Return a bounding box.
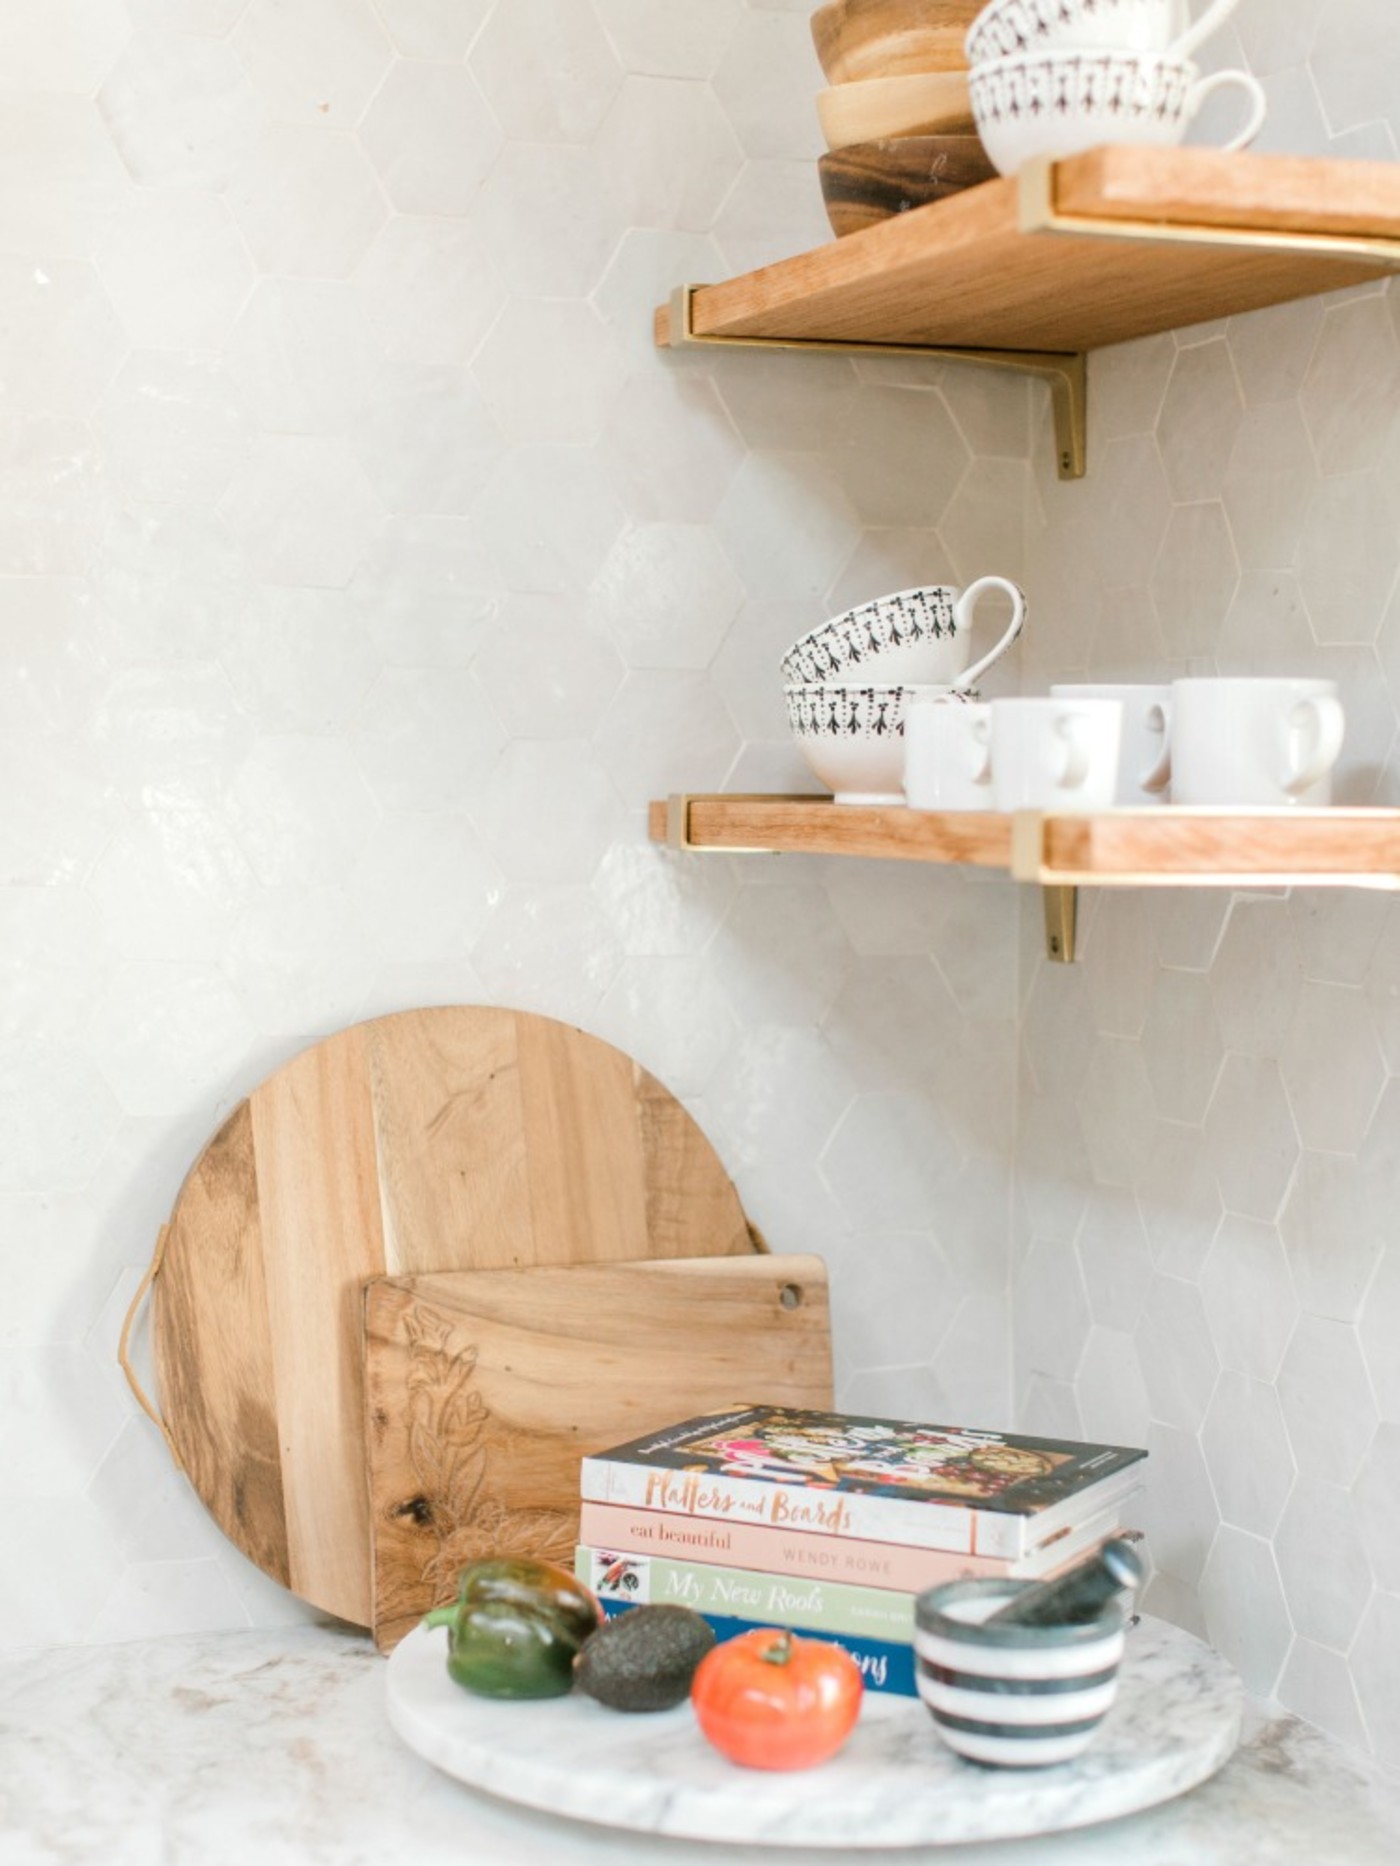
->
[1139,700,1172,796]
[951,576,1028,690]
[1170,0,1243,63]
[1281,695,1345,797]
[1056,715,1092,794]
[1186,67,1268,152]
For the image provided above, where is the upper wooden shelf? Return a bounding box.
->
[648,796,1400,888]
[655,146,1400,356]
[655,147,1400,476]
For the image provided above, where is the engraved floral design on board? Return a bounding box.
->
[398,1304,575,1603]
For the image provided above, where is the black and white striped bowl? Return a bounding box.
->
[914,1578,1126,1769]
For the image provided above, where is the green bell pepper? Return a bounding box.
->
[423,1556,603,1699]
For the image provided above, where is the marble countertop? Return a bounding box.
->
[2,1624,1399,1866]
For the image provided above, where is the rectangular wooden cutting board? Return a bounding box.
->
[363,1254,834,1651]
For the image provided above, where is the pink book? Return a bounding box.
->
[577,1497,1133,1596]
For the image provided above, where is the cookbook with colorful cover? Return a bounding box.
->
[579,1405,1146,1560]
[576,1497,1134,1594]
[580,1544,917,1641]
[574,1507,1133,1630]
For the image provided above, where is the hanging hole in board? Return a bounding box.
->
[779,1283,803,1310]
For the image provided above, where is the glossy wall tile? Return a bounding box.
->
[1013,0,1400,1766]
[2,0,1399,1780]
[0,0,1021,1661]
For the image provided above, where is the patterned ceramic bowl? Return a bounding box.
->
[966,0,1185,62]
[780,577,1026,689]
[964,0,1239,66]
[968,48,1266,176]
[785,683,978,804]
[914,1577,1126,1768]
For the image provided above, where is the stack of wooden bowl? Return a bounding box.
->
[812,0,998,238]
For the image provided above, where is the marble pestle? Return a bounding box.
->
[982,1536,1144,1629]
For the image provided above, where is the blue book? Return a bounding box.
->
[599,1597,917,1698]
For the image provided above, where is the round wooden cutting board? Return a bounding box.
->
[150,1006,760,1628]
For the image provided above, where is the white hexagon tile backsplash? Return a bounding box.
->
[2,0,1400,1775]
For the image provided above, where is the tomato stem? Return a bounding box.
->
[760,1630,793,1667]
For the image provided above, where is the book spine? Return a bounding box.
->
[577,1500,1036,1592]
[579,1455,990,1555]
[599,1599,917,1699]
[577,1546,916,1642]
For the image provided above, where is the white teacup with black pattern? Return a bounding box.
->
[969,48,1266,176]
[780,576,1027,690]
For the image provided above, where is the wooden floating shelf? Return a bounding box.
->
[648,798,1400,960]
[656,146,1400,477]
[649,797,1400,884]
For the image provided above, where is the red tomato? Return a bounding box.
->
[690,1628,864,1771]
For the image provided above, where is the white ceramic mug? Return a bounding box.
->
[989,696,1124,811]
[904,698,994,811]
[965,0,1241,63]
[969,49,1267,176]
[1050,683,1172,806]
[1169,678,1345,806]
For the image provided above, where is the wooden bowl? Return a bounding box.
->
[811,0,982,84]
[817,71,975,150]
[819,135,998,238]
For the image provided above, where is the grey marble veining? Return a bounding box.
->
[2,1624,1400,1866]
[387,1613,1243,1847]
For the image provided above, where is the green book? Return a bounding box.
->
[576,1545,915,1642]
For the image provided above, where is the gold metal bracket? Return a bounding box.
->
[664,792,692,851]
[1041,885,1079,964]
[663,794,788,856]
[1009,812,1078,963]
[666,285,1087,481]
[1015,157,1400,267]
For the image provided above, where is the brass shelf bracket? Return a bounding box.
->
[1010,812,1078,963]
[1015,158,1400,271]
[663,793,790,857]
[1041,885,1079,964]
[665,285,1088,481]
[664,792,692,851]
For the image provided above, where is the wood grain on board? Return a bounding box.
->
[151,1007,761,1629]
[363,1255,834,1652]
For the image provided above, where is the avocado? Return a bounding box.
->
[573,1605,717,1712]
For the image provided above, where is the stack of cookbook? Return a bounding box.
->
[574,1404,1146,1697]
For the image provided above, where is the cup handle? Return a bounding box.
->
[1056,716,1092,793]
[952,577,1028,690]
[1139,701,1172,796]
[1170,0,1242,62]
[1187,67,1268,152]
[1281,694,1345,797]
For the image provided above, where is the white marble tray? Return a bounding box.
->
[385,1613,1244,1849]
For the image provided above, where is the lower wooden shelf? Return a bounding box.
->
[647,796,1400,961]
